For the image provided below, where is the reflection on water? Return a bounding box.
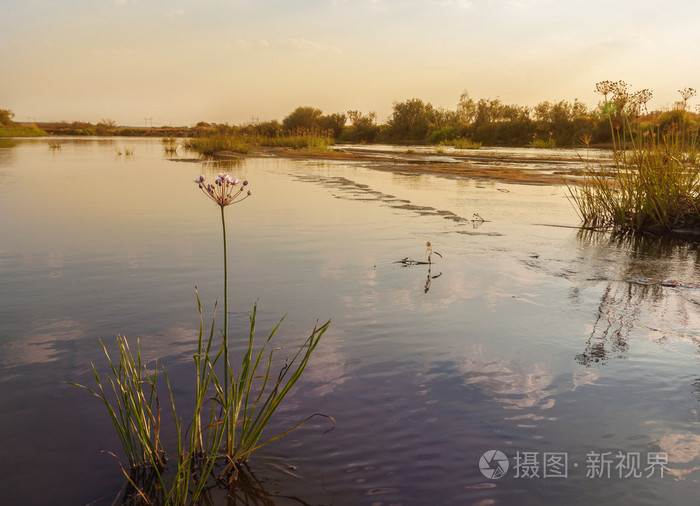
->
[2,138,700,505]
[571,231,700,367]
[200,156,247,172]
[115,461,321,506]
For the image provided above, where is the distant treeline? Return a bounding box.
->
[3,84,699,146]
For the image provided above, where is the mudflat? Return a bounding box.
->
[220,145,600,185]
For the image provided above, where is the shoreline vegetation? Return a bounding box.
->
[3,82,699,234]
[568,83,700,235]
[3,86,700,149]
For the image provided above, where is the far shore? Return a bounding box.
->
[207,145,601,185]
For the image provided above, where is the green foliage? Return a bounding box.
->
[340,110,379,143]
[282,106,323,131]
[184,135,250,155]
[387,98,435,141]
[568,83,700,235]
[0,108,15,125]
[0,124,46,137]
[428,126,458,145]
[317,112,347,138]
[184,131,334,154]
[73,175,332,502]
[530,135,556,149]
[533,99,591,146]
[448,137,482,149]
[0,109,47,136]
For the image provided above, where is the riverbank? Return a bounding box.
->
[208,144,606,185]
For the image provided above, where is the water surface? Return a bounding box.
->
[1,138,699,505]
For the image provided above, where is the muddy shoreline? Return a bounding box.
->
[211,145,600,185]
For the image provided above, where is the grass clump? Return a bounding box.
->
[568,82,700,235]
[184,130,334,156]
[444,137,482,149]
[530,135,556,149]
[73,174,332,503]
[0,124,47,137]
[184,135,250,155]
[162,137,179,154]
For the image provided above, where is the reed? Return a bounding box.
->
[184,131,334,155]
[568,84,700,234]
[443,137,482,149]
[73,174,331,502]
[162,137,180,154]
[70,335,166,471]
[48,140,62,150]
[184,135,250,155]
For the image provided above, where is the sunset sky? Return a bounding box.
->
[2,0,699,126]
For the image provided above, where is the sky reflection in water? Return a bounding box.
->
[1,138,699,505]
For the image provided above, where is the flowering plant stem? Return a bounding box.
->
[220,204,231,455]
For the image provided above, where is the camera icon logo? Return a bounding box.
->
[479,450,509,479]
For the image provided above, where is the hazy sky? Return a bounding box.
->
[2,0,700,126]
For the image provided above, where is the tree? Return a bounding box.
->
[456,91,476,124]
[344,111,379,143]
[318,112,347,138]
[282,106,323,132]
[0,109,15,125]
[387,98,435,141]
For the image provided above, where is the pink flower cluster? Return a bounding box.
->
[194,173,251,207]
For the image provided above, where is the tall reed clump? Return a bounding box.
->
[162,137,179,154]
[568,83,700,235]
[184,131,334,155]
[72,174,332,503]
[184,135,251,155]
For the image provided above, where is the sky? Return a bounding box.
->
[2,0,700,127]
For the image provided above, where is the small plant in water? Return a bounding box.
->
[162,136,179,154]
[73,173,332,503]
[425,241,442,264]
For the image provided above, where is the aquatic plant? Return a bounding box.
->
[425,241,442,264]
[194,173,331,480]
[162,137,179,154]
[48,140,62,150]
[184,135,250,155]
[184,131,333,156]
[73,173,331,502]
[568,83,700,234]
[70,336,166,471]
